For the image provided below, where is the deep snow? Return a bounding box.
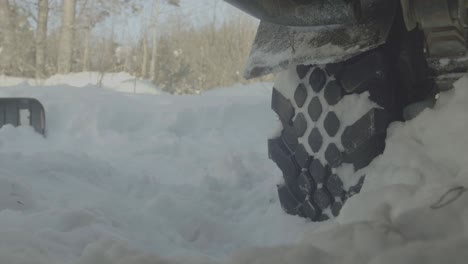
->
[0,73,468,263]
[0,78,315,263]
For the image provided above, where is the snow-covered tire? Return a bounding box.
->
[269,50,405,221]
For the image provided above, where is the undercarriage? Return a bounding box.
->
[227,0,468,90]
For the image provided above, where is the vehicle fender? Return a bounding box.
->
[244,0,398,79]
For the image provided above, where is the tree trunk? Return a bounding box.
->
[82,26,91,72]
[141,30,148,78]
[57,0,76,74]
[150,0,160,81]
[35,0,48,78]
[0,0,9,27]
[0,0,15,74]
[0,1,13,45]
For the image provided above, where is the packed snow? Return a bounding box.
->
[0,73,468,264]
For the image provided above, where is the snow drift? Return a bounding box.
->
[0,72,164,95]
[0,74,467,264]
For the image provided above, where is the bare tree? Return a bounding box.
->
[0,0,35,76]
[82,25,91,71]
[153,12,262,93]
[149,0,160,81]
[141,27,148,78]
[57,0,76,74]
[78,0,144,72]
[80,0,109,72]
[35,0,48,78]
[149,0,180,81]
[0,0,15,74]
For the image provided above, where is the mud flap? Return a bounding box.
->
[0,98,46,135]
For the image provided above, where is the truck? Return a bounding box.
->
[226,0,467,221]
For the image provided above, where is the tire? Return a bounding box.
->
[269,53,393,221]
[268,14,435,221]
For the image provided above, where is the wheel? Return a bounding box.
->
[270,52,395,221]
[268,13,435,221]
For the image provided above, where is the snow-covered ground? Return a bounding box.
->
[0,72,164,95]
[0,73,468,264]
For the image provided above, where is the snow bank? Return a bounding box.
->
[229,77,468,264]
[0,74,468,264]
[0,72,164,95]
[45,72,164,95]
[0,81,315,263]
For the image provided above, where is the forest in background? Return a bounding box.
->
[0,0,265,94]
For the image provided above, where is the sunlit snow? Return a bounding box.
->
[0,73,467,263]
